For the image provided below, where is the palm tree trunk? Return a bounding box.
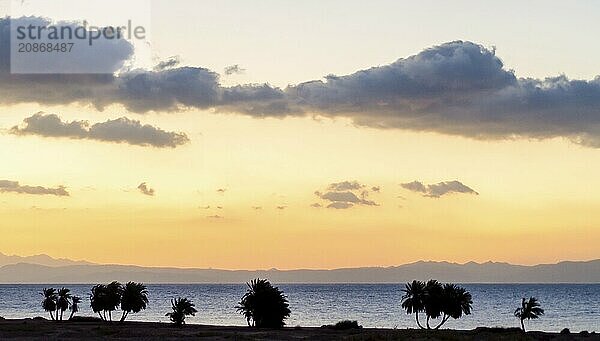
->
[98,312,104,320]
[69,310,75,320]
[49,311,55,321]
[109,310,112,321]
[415,312,425,329]
[520,319,525,332]
[426,316,431,329]
[60,310,63,321]
[120,311,128,322]
[434,314,449,330]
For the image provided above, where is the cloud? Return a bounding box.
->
[401,180,479,198]
[0,180,69,196]
[327,202,353,209]
[137,182,155,196]
[314,181,380,209]
[327,181,365,191]
[276,205,287,210]
[224,64,245,75]
[3,17,600,149]
[10,113,190,148]
[400,181,427,194]
[252,206,262,210]
[207,215,224,219]
[154,56,181,71]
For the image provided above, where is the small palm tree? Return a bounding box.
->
[120,282,149,322]
[514,297,544,332]
[41,288,58,321]
[401,280,426,329]
[69,296,81,320]
[56,287,72,321]
[236,278,291,328]
[166,297,197,326]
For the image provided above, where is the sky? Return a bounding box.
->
[0,0,599,269]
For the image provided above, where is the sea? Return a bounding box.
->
[0,284,598,332]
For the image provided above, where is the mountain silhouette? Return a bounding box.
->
[0,256,598,283]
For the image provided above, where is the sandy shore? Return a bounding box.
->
[0,318,597,340]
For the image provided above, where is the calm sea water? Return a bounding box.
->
[0,284,598,332]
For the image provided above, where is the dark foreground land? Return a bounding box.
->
[0,319,598,340]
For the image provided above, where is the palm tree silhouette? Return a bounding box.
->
[41,288,58,321]
[236,278,291,328]
[402,280,472,329]
[165,297,197,326]
[56,287,71,321]
[514,297,544,332]
[69,296,81,320]
[90,282,123,321]
[105,281,123,321]
[401,280,426,329]
[120,282,149,322]
[90,284,108,320]
[433,283,473,329]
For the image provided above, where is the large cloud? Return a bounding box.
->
[10,113,189,148]
[0,180,69,196]
[401,180,478,198]
[3,16,600,148]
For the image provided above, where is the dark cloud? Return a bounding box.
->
[276,205,287,210]
[224,64,246,75]
[0,180,69,196]
[10,113,190,148]
[137,182,155,196]
[314,181,379,209]
[401,180,479,198]
[3,17,600,149]
[216,188,227,193]
[154,56,181,71]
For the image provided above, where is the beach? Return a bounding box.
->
[0,319,598,340]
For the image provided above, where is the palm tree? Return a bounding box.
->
[165,297,197,326]
[90,284,108,320]
[433,284,473,329]
[514,297,544,332]
[236,278,291,328]
[41,288,58,321]
[422,279,444,328]
[69,296,81,320]
[90,282,123,321]
[56,287,72,321]
[401,280,426,329]
[401,280,472,329]
[120,282,149,322]
[105,281,123,321]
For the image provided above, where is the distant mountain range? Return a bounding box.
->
[0,253,598,283]
[0,252,93,267]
